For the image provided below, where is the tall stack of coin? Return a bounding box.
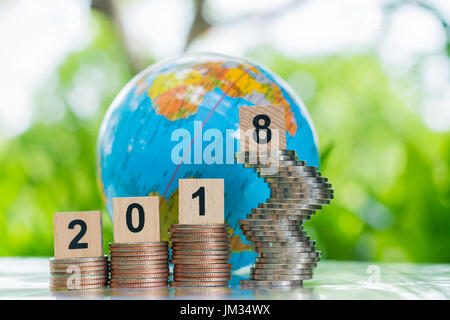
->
[235,150,333,288]
[49,256,109,290]
[169,224,232,287]
[109,242,169,288]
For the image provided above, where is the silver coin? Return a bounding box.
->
[239,224,301,231]
[268,182,332,189]
[109,248,169,253]
[110,262,168,267]
[109,255,168,261]
[260,168,319,175]
[111,276,168,281]
[245,236,310,243]
[259,203,322,210]
[258,251,321,258]
[250,274,313,281]
[255,257,320,264]
[50,274,108,280]
[270,188,334,195]
[242,230,306,237]
[253,247,314,253]
[252,263,317,269]
[247,213,310,220]
[109,242,168,247]
[49,256,108,264]
[170,237,230,244]
[174,271,231,276]
[168,233,229,238]
[265,176,329,183]
[257,165,317,173]
[270,187,334,194]
[173,277,231,282]
[267,198,331,205]
[270,192,334,200]
[234,150,298,157]
[250,271,314,277]
[261,171,321,179]
[236,154,298,162]
[172,253,230,258]
[252,241,315,248]
[170,224,229,228]
[250,268,314,275]
[172,247,230,252]
[243,160,305,168]
[251,208,315,215]
[255,170,322,178]
[50,268,108,275]
[240,279,303,287]
[238,219,300,226]
[264,165,318,172]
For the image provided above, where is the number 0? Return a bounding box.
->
[126,203,145,233]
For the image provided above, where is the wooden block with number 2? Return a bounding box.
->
[239,105,287,152]
[53,211,103,259]
[179,179,224,224]
[113,196,160,243]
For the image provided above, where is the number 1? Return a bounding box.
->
[192,187,205,216]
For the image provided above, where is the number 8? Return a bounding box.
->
[253,114,272,144]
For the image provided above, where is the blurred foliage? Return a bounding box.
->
[0,11,133,255]
[0,9,448,262]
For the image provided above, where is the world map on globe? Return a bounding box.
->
[97,52,319,270]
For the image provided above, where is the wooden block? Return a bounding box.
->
[239,105,287,152]
[53,211,103,259]
[113,196,160,243]
[179,179,224,224]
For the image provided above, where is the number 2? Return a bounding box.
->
[192,187,205,216]
[68,219,88,250]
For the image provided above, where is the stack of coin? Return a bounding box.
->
[109,242,169,288]
[49,256,109,290]
[235,150,333,288]
[169,224,232,287]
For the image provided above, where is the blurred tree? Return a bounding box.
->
[0,10,133,255]
[0,1,448,262]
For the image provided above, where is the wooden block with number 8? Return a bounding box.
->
[113,196,160,243]
[239,105,287,152]
[53,211,103,259]
[179,179,224,224]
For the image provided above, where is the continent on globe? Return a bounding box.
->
[97,52,319,271]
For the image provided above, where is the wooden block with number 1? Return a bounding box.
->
[53,211,103,259]
[239,105,287,152]
[113,196,160,243]
[179,179,224,224]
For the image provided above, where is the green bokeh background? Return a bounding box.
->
[0,4,448,262]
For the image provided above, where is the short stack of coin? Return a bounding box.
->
[235,150,333,288]
[49,256,109,290]
[169,224,232,287]
[109,242,169,288]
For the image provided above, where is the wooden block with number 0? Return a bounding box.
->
[179,179,224,224]
[239,105,287,152]
[53,211,103,259]
[113,196,160,243]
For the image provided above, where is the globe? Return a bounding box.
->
[97,52,319,270]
